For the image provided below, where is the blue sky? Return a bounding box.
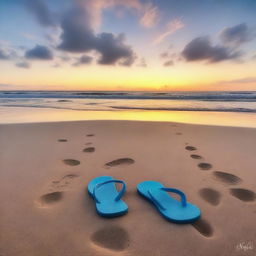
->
[0,0,256,90]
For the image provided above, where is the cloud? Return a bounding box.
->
[160,51,177,59]
[160,51,169,59]
[0,83,9,87]
[220,77,256,84]
[25,45,53,60]
[220,23,255,47]
[45,26,62,48]
[96,33,136,65]
[95,0,160,28]
[52,63,61,68]
[0,42,19,60]
[58,54,71,62]
[73,0,144,30]
[73,55,93,66]
[163,60,174,66]
[182,36,241,63]
[154,18,185,44]
[137,58,147,67]
[0,48,10,60]
[0,43,19,60]
[16,0,154,66]
[159,49,180,65]
[84,0,156,29]
[21,0,152,30]
[57,4,96,52]
[15,61,30,68]
[24,0,56,27]
[58,2,136,66]
[139,3,159,28]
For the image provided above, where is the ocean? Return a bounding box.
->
[1,91,256,126]
[1,90,256,112]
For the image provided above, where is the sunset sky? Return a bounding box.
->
[0,0,256,91]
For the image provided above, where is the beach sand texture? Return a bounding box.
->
[0,120,255,256]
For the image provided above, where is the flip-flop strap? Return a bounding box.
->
[93,179,126,204]
[148,187,187,210]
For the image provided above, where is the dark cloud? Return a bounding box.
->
[73,55,93,66]
[15,61,30,68]
[182,36,241,63]
[96,33,135,65]
[24,0,56,27]
[58,3,136,66]
[163,60,174,66]
[25,45,53,60]
[58,5,95,52]
[220,23,255,47]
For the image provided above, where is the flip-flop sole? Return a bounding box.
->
[137,181,200,223]
[88,176,128,217]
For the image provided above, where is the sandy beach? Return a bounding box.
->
[0,120,255,256]
[2,0,256,254]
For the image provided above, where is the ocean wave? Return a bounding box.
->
[2,103,256,113]
[1,104,112,112]
[110,106,256,113]
[1,91,256,114]
[1,91,256,102]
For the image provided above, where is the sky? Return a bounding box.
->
[0,0,256,91]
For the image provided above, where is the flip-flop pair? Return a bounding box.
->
[88,176,201,223]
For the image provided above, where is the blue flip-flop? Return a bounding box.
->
[137,181,201,223]
[88,176,128,217]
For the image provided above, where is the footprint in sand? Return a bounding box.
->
[63,159,80,166]
[91,225,129,251]
[62,174,79,179]
[50,174,79,189]
[190,154,202,159]
[86,134,95,137]
[83,147,95,153]
[105,158,135,167]
[213,171,242,185]
[198,162,212,170]
[176,132,182,135]
[199,188,221,206]
[185,146,197,151]
[230,188,256,202]
[37,191,63,207]
[191,218,213,238]
[58,139,67,142]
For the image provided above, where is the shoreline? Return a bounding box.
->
[1,118,256,131]
[1,107,256,128]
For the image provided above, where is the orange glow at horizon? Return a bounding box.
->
[1,60,256,91]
